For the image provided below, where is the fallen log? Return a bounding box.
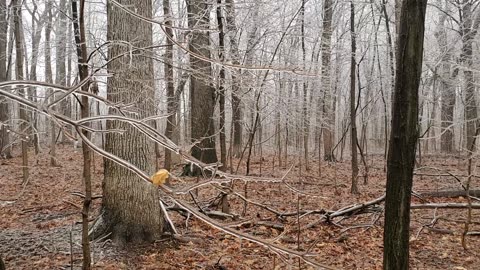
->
[411,203,480,209]
[419,190,480,198]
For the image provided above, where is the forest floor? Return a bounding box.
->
[1,145,479,269]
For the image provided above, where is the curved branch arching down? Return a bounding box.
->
[0,80,336,269]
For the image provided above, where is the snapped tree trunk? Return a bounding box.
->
[383,0,427,269]
[95,0,164,243]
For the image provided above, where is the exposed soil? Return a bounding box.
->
[1,145,479,269]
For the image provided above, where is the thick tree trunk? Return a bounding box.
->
[383,0,427,269]
[319,0,334,162]
[0,0,11,158]
[97,0,164,243]
[187,0,218,168]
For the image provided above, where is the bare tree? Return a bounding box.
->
[458,0,480,150]
[435,8,456,153]
[187,0,218,169]
[71,0,92,268]
[383,0,427,268]
[216,0,227,170]
[45,0,57,167]
[163,0,176,172]
[90,0,165,243]
[319,0,335,162]
[56,0,70,144]
[300,0,309,171]
[0,0,11,158]
[13,0,28,182]
[350,0,358,194]
[225,0,242,159]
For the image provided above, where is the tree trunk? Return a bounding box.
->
[163,0,176,172]
[349,0,358,194]
[96,0,164,243]
[216,0,226,171]
[381,0,395,159]
[383,1,427,269]
[28,2,46,155]
[300,0,309,171]
[319,0,334,162]
[225,0,242,158]
[0,0,11,159]
[435,4,456,154]
[71,0,92,268]
[13,0,29,183]
[187,0,218,169]
[45,0,57,167]
[459,1,479,151]
[56,0,70,144]
[0,254,4,270]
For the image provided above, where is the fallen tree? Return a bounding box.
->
[419,190,480,198]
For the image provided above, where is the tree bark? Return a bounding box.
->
[96,0,164,243]
[187,0,218,169]
[383,0,427,269]
[319,0,334,162]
